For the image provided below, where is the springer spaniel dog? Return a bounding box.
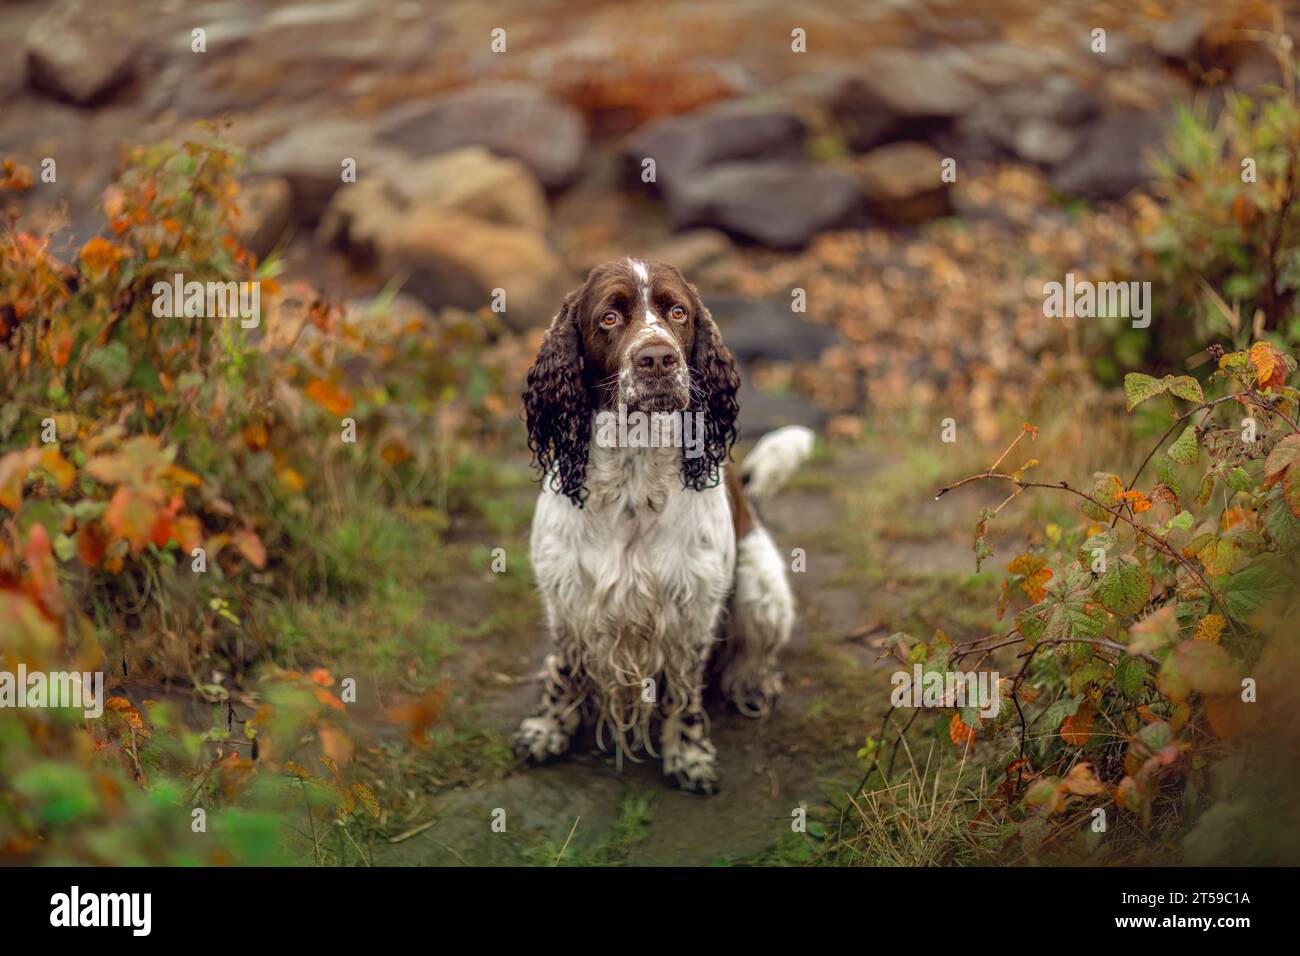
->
[514,257,813,793]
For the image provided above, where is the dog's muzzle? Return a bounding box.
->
[621,338,689,412]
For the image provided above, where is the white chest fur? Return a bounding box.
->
[529,441,736,723]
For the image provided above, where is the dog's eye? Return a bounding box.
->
[669,305,688,322]
[599,310,620,328]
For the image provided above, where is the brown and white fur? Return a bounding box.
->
[515,258,812,793]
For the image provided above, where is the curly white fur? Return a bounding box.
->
[518,425,806,792]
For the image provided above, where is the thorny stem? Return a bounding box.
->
[937,471,1243,641]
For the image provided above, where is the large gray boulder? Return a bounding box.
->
[381,85,588,190]
[256,119,406,223]
[620,102,807,193]
[668,161,862,249]
[1051,110,1167,201]
[25,0,138,105]
[705,295,841,363]
[831,48,982,152]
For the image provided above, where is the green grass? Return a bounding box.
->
[524,792,659,866]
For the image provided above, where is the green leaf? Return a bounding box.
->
[1042,695,1083,733]
[1157,457,1182,502]
[1165,375,1205,403]
[1016,603,1048,644]
[1083,473,1124,520]
[1063,601,1106,638]
[1218,559,1289,622]
[1225,466,1253,493]
[1264,492,1300,550]
[1115,655,1150,698]
[1168,424,1200,465]
[1078,530,1119,568]
[1125,373,1166,411]
[84,340,133,392]
[1094,557,1152,616]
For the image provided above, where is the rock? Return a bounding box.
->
[317,150,560,329]
[936,41,1070,89]
[831,48,982,152]
[705,295,840,363]
[637,230,732,275]
[1051,110,1167,202]
[256,119,406,223]
[368,213,564,331]
[995,74,1102,127]
[620,101,806,193]
[1010,119,1080,167]
[735,385,828,442]
[854,142,953,223]
[1152,10,1207,62]
[320,147,549,250]
[382,84,589,190]
[25,0,137,105]
[1232,45,1285,91]
[236,177,292,259]
[669,162,861,249]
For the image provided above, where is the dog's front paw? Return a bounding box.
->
[729,671,784,719]
[664,737,719,794]
[512,715,572,763]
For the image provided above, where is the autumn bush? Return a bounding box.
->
[0,130,512,863]
[1139,41,1300,352]
[843,342,1300,865]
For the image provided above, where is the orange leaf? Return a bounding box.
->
[305,379,353,416]
[104,486,158,553]
[1203,692,1257,739]
[76,522,107,568]
[1249,341,1288,389]
[0,448,40,512]
[23,524,65,618]
[79,237,128,281]
[39,447,75,492]
[173,515,203,553]
[949,711,976,749]
[231,527,266,569]
[1060,701,1095,746]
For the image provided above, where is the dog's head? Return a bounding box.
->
[524,258,740,506]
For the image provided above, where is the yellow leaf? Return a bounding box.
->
[39,447,75,492]
[1194,614,1226,643]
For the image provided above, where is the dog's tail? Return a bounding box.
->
[739,425,815,500]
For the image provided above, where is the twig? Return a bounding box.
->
[555,816,581,866]
[936,473,1242,639]
[387,819,437,844]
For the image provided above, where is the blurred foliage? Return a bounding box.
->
[843,342,1300,865]
[0,128,514,863]
[1140,45,1300,355]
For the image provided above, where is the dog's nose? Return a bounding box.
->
[634,343,679,374]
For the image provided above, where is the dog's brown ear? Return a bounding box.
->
[682,287,739,492]
[524,290,591,506]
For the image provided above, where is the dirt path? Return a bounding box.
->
[372,443,993,866]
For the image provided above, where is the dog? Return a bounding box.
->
[514,257,813,793]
